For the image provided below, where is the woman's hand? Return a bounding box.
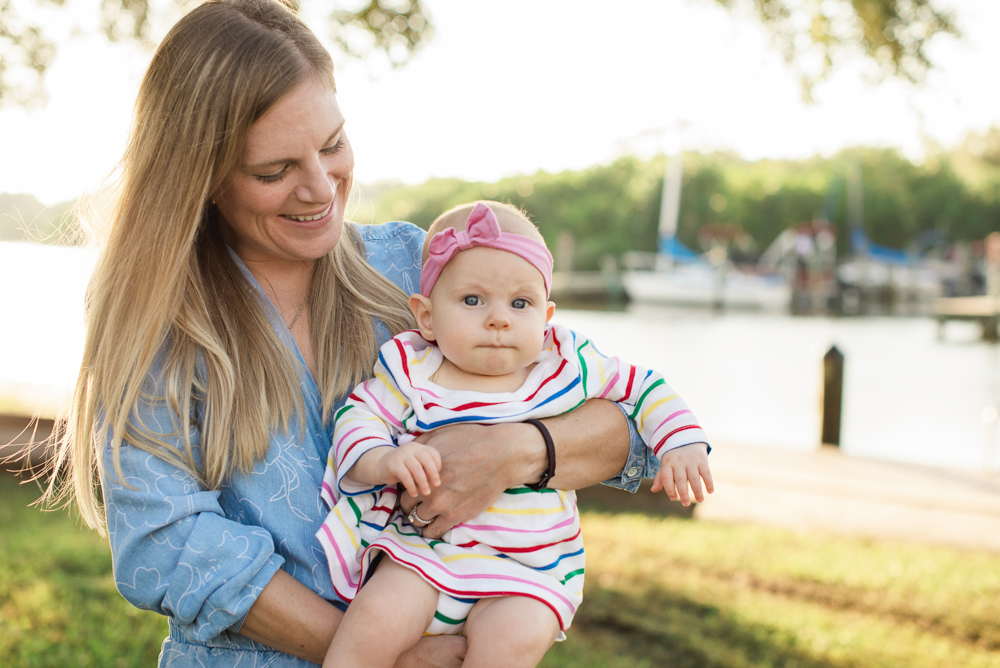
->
[404,399,632,539]
[405,422,541,539]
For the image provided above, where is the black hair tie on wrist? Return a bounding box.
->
[524,419,556,490]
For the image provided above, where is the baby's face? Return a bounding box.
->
[423,246,553,379]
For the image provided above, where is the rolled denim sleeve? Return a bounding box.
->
[600,404,660,492]
[103,401,284,642]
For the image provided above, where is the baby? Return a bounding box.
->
[318,201,712,668]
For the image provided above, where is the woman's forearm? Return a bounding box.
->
[410,399,631,538]
[540,398,631,490]
[239,569,344,664]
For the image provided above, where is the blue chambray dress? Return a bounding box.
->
[100,221,655,667]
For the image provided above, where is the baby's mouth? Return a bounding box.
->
[285,201,333,222]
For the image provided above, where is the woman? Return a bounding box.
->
[45,0,655,665]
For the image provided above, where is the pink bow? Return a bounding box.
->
[426,202,502,263]
[419,202,554,297]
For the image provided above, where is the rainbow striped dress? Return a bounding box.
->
[316,324,707,633]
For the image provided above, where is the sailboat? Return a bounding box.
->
[621,152,792,310]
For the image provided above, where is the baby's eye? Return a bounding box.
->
[511,299,528,309]
[463,296,481,306]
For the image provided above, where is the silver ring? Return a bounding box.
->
[407,503,433,527]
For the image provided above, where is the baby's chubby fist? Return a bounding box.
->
[650,442,713,506]
[377,442,443,497]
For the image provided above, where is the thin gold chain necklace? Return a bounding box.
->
[287,296,309,330]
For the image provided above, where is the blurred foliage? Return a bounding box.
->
[362,132,1000,270]
[6,128,999,262]
[1,0,959,108]
[717,0,958,101]
[0,0,434,107]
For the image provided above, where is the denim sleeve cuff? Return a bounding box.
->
[225,552,285,635]
[600,403,661,493]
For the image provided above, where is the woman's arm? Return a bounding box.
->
[408,398,631,539]
[240,571,467,666]
[239,570,344,663]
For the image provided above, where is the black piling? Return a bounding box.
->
[821,345,844,447]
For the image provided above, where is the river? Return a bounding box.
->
[553,304,1000,473]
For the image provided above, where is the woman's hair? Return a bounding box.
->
[46,0,414,532]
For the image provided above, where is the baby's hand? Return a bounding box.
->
[377,442,443,497]
[651,442,714,506]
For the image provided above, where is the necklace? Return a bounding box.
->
[287,296,309,330]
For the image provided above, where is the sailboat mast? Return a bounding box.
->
[659,151,683,264]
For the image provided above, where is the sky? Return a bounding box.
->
[1,0,997,206]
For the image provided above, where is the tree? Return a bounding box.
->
[0,0,957,108]
[715,0,959,101]
[0,0,433,106]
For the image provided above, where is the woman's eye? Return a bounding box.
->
[255,167,288,184]
[321,139,344,156]
[463,296,481,306]
[511,299,528,309]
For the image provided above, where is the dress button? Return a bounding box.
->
[626,467,639,477]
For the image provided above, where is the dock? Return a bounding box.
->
[550,270,627,308]
[935,295,1000,341]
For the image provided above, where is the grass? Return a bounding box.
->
[2,473,999,667]
[0,474,167,667]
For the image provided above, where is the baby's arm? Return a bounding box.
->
[348,441,442,497]
[651,442,713,506]
[332,359,426,498]
[564,324,713,504]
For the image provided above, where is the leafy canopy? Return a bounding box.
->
[0,0,956,108]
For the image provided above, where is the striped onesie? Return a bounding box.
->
[317,323,707,635]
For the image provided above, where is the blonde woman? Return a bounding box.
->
[45,0,655,665]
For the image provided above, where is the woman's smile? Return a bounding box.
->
[284,201,334,224]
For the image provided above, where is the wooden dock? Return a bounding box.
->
[935,295,1000,341]
[550,270,627,308]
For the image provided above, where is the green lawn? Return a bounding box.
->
[2,473,999,667]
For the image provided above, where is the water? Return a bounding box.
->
[2,241,997,472]
[552,304,1000,473]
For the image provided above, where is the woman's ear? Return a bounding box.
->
[408,294,436,341]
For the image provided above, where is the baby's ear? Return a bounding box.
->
[545,301,556,323]
[408,294,437,341]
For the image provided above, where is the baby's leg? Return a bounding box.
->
[323,556,438,668]
[461,596,561,668]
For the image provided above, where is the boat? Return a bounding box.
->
[621,152,792,310]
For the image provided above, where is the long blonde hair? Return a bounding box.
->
[45,0,414,533]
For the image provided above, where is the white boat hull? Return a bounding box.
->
[623,265,791,310]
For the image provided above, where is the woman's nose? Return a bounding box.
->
[295,159,336,203]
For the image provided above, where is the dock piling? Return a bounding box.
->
[822,346,844,447]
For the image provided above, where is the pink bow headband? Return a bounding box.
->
[419,202,554,298]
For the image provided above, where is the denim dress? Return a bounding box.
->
[100,221,655,667]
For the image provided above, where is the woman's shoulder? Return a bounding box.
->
[352,221,426,293]
[354,220,426,249]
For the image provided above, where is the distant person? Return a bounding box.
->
[318,201,713,668]
[43,1,667,665]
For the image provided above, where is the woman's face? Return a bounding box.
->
[214,76,354,266]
